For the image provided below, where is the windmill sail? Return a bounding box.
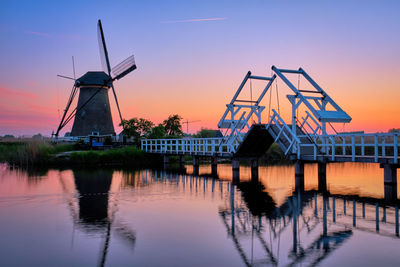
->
[112,55,137,81]
[97,19,124,125]
[97,20,111,75]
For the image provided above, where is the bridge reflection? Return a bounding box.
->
[133,168,399,266]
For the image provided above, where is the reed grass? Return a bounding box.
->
[0,140,287,167]
[0,141,74,166]
[69,146,154,166]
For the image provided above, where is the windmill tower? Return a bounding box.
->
[54,20,136,138]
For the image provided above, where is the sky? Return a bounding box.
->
[0,0,399,136]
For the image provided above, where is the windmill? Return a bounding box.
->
[54,19,136,138]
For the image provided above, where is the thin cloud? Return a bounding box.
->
[162,17,227,23]
[24,30,51,37]
[0,86,37,100]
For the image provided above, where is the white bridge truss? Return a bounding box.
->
[141,66,400,164]
[217,71,276,152]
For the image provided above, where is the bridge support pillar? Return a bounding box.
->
[251,158,259,183]
[211,157,218,177]
[384,184,398,204]
[295,160,304,191]
[318,162,327,192]
[163,155,169,170]
[381,164,398,184]
[232,158,240,184]
[179,155,186,171]
[381,164,398,203]
[193,156,199,175]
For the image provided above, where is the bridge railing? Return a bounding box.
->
[299,110,322,138]
[267,109,302,157]
[141,137,234,156]
[297,132,399,163]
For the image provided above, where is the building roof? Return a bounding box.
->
[75,71,111,87]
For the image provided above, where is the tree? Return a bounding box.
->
[120,118,154,144]
[148,124,166,139]
[195,128,223,138]
[163,114,183,136]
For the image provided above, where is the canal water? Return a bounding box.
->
[0,163,399,266]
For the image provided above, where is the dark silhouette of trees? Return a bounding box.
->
[163,114,183,137]
[194,128,223,138]
[148,124,166,139]
[120,118,154,144]
[121,114,184,145]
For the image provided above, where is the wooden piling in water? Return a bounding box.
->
[251,158,259,183]
[318,162,327,192]
[193,156,199,175]
[232,158,240,183]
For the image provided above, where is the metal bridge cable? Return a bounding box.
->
[328,122,348,152]
[328,122,340,135]
[250,78,253,104]
[267,70,273,120]
[297,74,300,120]
[250,78,254,123]
[268,80,272,120]
[275,79,280,115]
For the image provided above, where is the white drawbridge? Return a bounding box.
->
[142,66,399,166]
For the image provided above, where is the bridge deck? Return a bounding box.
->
[293,154,400,165]
[142,124,399,165]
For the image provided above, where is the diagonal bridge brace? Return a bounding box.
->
[272,66,351,123]
[218,71,276,153]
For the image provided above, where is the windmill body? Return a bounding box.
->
[54,20,136,139]
[70,71,115,136]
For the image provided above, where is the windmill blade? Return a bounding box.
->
[57,74,75,81]
[55,84,78,137]
[98,19,125,126]
[97,19,112,75]
[110,82,124,125]
[111,55,137,81]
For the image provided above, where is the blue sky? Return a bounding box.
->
[0,0,399,135]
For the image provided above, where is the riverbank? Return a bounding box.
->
[0,140,287,168]
[0,141,161,168]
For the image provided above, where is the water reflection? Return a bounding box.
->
[62,169,136,267]
[218,182,399,266]
[0,163,399,266]
[116,168,400,266]
[139,166,399,266]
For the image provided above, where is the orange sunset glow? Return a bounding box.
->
[0,1,399,136]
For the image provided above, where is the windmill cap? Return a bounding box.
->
[75,71,111,87]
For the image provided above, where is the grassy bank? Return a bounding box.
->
[67,146,159,167]
[0,141,160,168]
[0,140,288,167]
[0,141,74,166]
[261,142,289,164]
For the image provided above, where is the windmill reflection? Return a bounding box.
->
[59,169,136,267]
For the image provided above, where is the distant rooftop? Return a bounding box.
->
[75,71,111,87]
